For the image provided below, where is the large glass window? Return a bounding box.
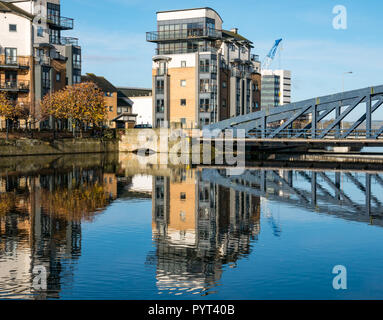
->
[73,53,81,70]
[47,3,60,25]
[5,48,17,64]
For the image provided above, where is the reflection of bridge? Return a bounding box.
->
[204,85,383,147]
[201,168,383,226]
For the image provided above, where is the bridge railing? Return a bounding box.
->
[248,128,382,139]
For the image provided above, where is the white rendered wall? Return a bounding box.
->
[130,175,153,193]
[131,96,153,126]
[0,12,32,56]
[152,53,196,69]
[157,8,223,29]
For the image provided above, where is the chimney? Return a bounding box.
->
[230,28,238,34]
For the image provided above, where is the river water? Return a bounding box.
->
[1,153,383,300]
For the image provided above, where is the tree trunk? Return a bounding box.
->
[6,119,9,141]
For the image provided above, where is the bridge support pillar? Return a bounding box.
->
[366,95,372,139]
[336,103,341,138]
[335,172,341,201]
[261,116,267,138]
[311,172,317,206]
[311,105,317,138]
[366,173,371,216]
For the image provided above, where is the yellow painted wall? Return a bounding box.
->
[168,67,196,128]
[168,171,196,231]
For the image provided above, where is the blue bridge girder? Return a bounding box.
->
[204,85,383,139]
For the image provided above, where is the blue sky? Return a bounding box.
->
[63,0,383,102]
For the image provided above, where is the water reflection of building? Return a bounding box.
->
[150,169,260,296]
[0,167,115,299]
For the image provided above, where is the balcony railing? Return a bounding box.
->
[50,36,79,46]
[156,46,217,56]
[200,65,217,73]
[0,81,30,92]
[147,28,221,42]
[0,56,29,69]
[47,15,74,30]
[251,54,260,62]
[155,88,164,94]
[199,105,215,113]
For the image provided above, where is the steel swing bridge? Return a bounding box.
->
[204,85,383,143]
[201,167,383,226]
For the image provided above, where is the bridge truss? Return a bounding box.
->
[206,85,383,139]
[201,168,383,226]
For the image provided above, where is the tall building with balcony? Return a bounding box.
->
[261,69,291,109]
[150,168,261,295]
[146,8,261,129]
[0,0,81,128]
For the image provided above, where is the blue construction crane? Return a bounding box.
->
[262,38,283,70]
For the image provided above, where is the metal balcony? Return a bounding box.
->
[50,37,79,46]
[0,81,30,92]
[251,54,260,62]
[0,56,29,69]
[47,15,74,30]
[147,28,221,42]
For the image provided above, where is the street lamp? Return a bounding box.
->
[342,71,353,92]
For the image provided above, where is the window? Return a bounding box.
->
[156,80,164,93]
[9,24,17,32]
[200,59,210,73]
[156,99,164,112]
[73,75,81,84]
[56,73,61,82]
[5,48,17,64]
[109,106,113,112]
[37,27,44,37]
[181,61,186,67]
[47,2,60,25]
[180,80,186,87]
[200,98,210,112]
[73,53,81,69]
[180,193,186,200]
[180,99,186,106]
[49,29,60,44]
[222,81,227,88]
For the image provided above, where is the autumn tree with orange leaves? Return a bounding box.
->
[0,92,29,139]
[41,82,106,135]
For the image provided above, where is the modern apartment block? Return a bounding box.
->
[261,69,291,109]
[146,7,261,129]
[0,0,81,128]
[151,169,260,293]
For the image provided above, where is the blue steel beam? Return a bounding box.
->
[341,96,383,139]
[317,96,366,139]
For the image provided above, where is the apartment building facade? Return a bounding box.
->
[261,69,291,109]
[146,8,261,129]
[151,169,261,294]
[0,0,81,128]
